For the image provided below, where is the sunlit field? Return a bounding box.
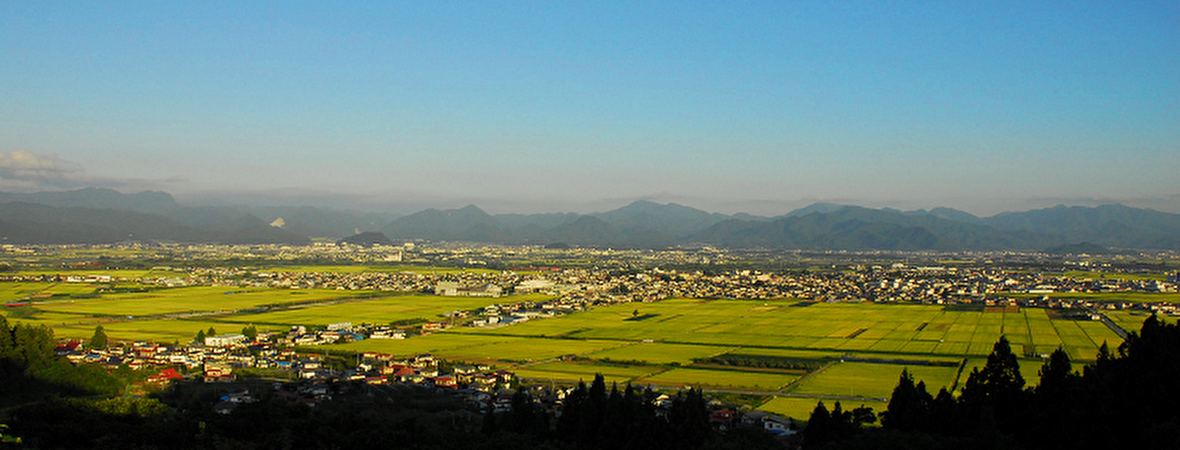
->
[586,342,735,365]
[789,362,961,400]
[513,361,664,386]
[641,367,800,391]
[52,318,275,344]
[759,397,888,423]
[0,282,55,302]
[33,286,371,317]
[1052,271,1166,282]
[1008,292,1180,304]
[436,338,625,363]
[456,299,1123,362]
[229,294,508,327]
[1105,310,1162,334]
[2,282,1153,406]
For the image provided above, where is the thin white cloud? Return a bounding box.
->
[0,150,82,185]
[0,150,188,192]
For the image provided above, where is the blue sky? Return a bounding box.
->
[2,1,1177,215]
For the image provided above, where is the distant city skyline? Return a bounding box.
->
[2,1,1177,217]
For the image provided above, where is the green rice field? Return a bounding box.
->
[513,362,663,385]
[0,282,56,302]
[1009,292,1180,304]
[957,357,1069,392]
[641,367,800,391]
[789,362,961,400]
[758,397,888,422]
[458,299,1124,362]
[433,338,625,363]
[588,342,736,365]
[32,286,373,317]
[1054,271,1166,282]
[329,333,513,357]
[1106,310,1163,334]
[228,294,505,327]
[51,318,279,343]
[4,282,1163,406]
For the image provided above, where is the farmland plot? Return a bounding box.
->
[641,367,799,391]
[790,362,960,400]
[759,397,887,422]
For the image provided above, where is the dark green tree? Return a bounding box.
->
[881,368,930,431]
[194,329,206,344]
[481,406,497,436]
[578,374,607,445]
[88,325,108,350]
[1096,340,1113,363]
[863,314,1180,448]
[12,324,54,372]
[242,325,258,342]
[1036,347,1075,395]
[829,401,855,439]
[509,390,538,434]
[601,383,631,448]
[556,380,588,443]
[0,316,14,360]
[668,387,712,449]
[851,404,876,427]
[804,401,832,446]
[960,336,1024,402]
[926,387,958,433]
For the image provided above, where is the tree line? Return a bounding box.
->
[1,318,131,406]
[482,374,781,450]
[806,314,1180,449]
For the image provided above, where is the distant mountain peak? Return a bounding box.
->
[338,231,393,247]
[783,202,848,218]
[627,199,660,206]
[0,187,178,213]
[232,214,268,229]
[449,204,490,217]
[458,204,484,212]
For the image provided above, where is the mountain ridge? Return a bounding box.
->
[2,188,1178,250]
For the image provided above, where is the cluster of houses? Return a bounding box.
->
[278,322,419,345]
[340,351,515,390]
[272,303,568,350]
[55,337,327,384]
[185,361,800,440]
[54,328,528,390]
[54,329,800,438]
[9,243,1178,318]
[280,323,370,346]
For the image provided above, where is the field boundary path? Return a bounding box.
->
[510,340,640,370]
[637,384,887,402]
[779,359,837,393]
[1095,312,1129,340]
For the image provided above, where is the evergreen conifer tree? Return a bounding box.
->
[89,325,108,349]
[805,401,832,446]
[961,336,1024,402]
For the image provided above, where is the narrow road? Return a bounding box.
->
[1094,311,1129,340]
